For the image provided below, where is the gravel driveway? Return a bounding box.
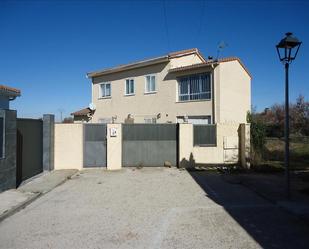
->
[0,168,308,249]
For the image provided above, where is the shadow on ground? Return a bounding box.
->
[185,168,309,249]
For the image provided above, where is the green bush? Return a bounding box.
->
[247,111,266,166]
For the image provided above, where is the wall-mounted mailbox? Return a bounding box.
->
[110,127,118,137]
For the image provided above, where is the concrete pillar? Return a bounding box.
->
[240,123,250,169]
[106,123,122,170]
[178,124,194,168]
[43,114,54,171]
[0,110,17,191]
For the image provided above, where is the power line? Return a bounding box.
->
[195,0,206,44]
[162,0,171,51]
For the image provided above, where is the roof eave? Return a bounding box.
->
[168,58,252,78]
[87,56,169,78]
[168,62,218,73]
[0,90,21,98]
[168,49,206,63]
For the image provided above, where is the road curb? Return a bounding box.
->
[0,171,78,223]
[0,193,41,223]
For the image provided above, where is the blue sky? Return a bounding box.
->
[0,0,308,120]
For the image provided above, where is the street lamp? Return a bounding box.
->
[276,32,301,199]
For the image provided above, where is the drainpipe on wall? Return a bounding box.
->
[211,63,218,124]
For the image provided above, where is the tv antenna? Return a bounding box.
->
[58,108,64,122]
[216,41,228,60]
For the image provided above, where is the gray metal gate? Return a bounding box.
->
[84,124,107,167]
[122,124,178,167]
[16,118,43,185]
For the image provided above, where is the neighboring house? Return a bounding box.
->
[79,48,251,124]
[0,85,21,109]
[0,84,20,191]
[71,107,95,123]
[0,84,20,159]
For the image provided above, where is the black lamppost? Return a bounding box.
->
[276,32,301,199]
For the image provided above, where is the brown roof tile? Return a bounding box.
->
[0,85,21,96]
[168,48,197,57]
[71,108,92,116]
[168,48,206,62]
[87,48,206,78]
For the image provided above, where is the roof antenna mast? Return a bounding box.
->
[216,41,228,60]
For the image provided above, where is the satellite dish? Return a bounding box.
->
[89,103,96,111]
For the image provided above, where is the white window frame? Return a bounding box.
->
[125,78,135,96]
[99,82,111,98]
[176,115,212,124]
[144,74,157,94]
[99,118,112,124]
[178,73,211,102]
[144,117,157,124]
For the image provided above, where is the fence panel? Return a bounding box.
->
[84,124,107,167]
[17,118,43,184]
[193,124,217,146]
[122,124,178,167]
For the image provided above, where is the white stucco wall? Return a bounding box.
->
[90,57,251,126]
[54,124,83,170]
[91,59,213,124]
[216,61,251,123]
[169,54,203,68]
[179,123,241,166]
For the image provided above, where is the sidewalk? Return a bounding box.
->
[0,169,78,222]
[222,172,309,222]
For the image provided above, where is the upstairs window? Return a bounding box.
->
[144,118,157,124]
[99,83,111,98]
[178,73,211,101]
[145,75,156,93]
[125,79,135,95]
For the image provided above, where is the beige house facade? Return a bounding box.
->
[85,48,251,125]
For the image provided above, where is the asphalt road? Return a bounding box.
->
[0,168,308,249]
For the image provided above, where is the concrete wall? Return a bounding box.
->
[53,123,250,170]
[54,123,122,171]
[91,56,213,124]
[0,110,17,191]
[216,61,251,123]
[54,124,83,170]
[178,123,242,167]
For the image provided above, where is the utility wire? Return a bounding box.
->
[195,0,206,44]
[162,0,171,52]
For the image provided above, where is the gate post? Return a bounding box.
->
[106,123,122,170]
[43,114,55,171]
[178,124,194,168]
[239,123,250,169]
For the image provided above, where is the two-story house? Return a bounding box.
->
[73,48,251,124]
